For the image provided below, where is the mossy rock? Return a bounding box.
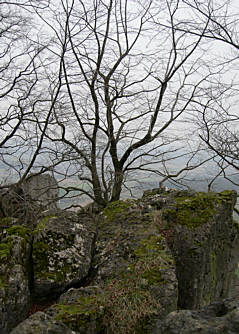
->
[0,224,32,332]
[94,202,177,333]
[32,215,95,300]
[0,217,16,227]
[54,295,104,333]
[102,199,139,224]
[162,191,236,229]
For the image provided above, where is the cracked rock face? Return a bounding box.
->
[1,189,239,334]
[32,213,95,299]
[0,223,32,333]
[0,212,96,333]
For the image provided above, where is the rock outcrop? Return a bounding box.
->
[150,189,239,309]
[0,188,238,334]
[33,212,95,299]
[0,212,95,333]
[0,173,58,221]
[21,173,59,210]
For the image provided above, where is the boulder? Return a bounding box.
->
[32,212,95,299]
[0,219,32,333]
[0,173,58,221]
[45,287,105,334]
[153,298,239,334]
[10,311,75,334]
[21,173,58,210]
[40,199,178,334]
[2,189,239,334]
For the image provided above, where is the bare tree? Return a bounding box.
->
[0,1,54,183]
[171,0,239,185]
[2,0,235,209]
[23,0,224,208]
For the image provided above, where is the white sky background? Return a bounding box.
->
[1,0,239,193]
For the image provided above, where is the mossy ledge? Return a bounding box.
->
[102,199,138,224]
[162,190,236,229]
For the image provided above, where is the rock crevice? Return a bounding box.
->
[0,188,239,333]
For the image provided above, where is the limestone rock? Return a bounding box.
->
[157,190,239,309]
[153,298,239,334]
[45,287,105,334]
[2,189,239,334]
[41,199,178,334]
[10,311,75,334]
[0,221,32,333]
[21,173,58,210]
[0,173,58,221]
[32,212,95,299]
[91,199,178,332]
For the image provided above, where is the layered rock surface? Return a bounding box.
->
[0,188,238,333]
[10,311,75,334]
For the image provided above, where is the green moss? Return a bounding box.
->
[218,190,236,202]
[55,296,103,331]
[7,225,30,239]
[0,239,12,259]
[102,199,137,223]
[133,235,173,288]
[0,274,7,289]
[34,215,57,234]
[162,192,229,229]
[134,235,166,258]
[57,296,98,316]
[142,269,165,285]
[142,189,161,198]
[193,240,204,247]
[0,217,14,226]
[33,240,51,277]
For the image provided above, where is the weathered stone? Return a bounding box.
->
[45,287,105,334]
[10,311,75,334]
[41,199,178,334]
[157,190,239,309]
[91,199,178,332]
[32,212,95,299]
[22,173,58,209]
[0,173,58,222]
[0,221,32,333]
[153,298,239,334]
[3,189,239,334]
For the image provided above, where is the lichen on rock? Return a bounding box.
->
[32,213,95,299]
[0,222,32,333]
[157,189,239,309]
[1,188,239,334]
